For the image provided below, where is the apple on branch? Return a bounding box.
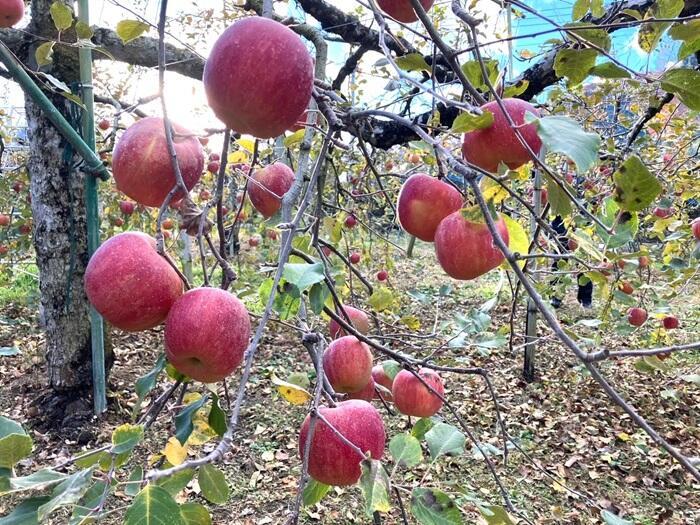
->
[328,305,370,339]
[322,335,373,393]
[247,162,295,218]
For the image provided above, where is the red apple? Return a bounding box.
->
[385,160,394,171]
[653,207,673,219]
[113,217,124,227]
[434,211,509,280]
[321,246,332,258]
[323,336,373,393]
[565,172,575,184]
[627,307,648,327]
[98,119,110,131]
[462,98,542,173]
[663,153,673,164]
[162,218,174,230]
[207,161,220,173]
[662,315,679,329]
[372,364,394,402]
[119,200,135,215]
[397,173,463,242]
[345,214,358,228]
[18,223,31,235]
[346,377,375,402]
[329,305,370,339]
[84,232,183,331]
[567,238,578,251]
[210,153,220,162]
[12,181,23,193]
[112,117,204,207]
[618,281,633,295]
[392,368,444,418]
[0,245,7,255]
[288,109,316,132]
[692,218,700,240]
[165,288,251,383]
[617,259,626,269]
[247,162,295,218]
[349,251,361,264]
[266,229,278,241]
[298,400,385,486]
[203,17,314,139]
[408,153,421,164]
[199,189,212,201]
[0,214,9,226]
[376,0,435,23]
[0,0,23,27]
[249,234,261,247]
[376,270,388,282]
[638,255,650,268]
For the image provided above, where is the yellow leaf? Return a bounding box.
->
[617,432,631,442]
[399,315,421,330]
[500,214,528,270]
[236,137,256,153]
[186,418,216,446]
[163,437,187,466]
[551,478,567,493]
[271,375,312,405]
[182,392,202,405]
[480,177,509,204]
[227,150,248,164]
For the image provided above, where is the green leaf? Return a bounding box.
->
[638,0,684,53]
[208,394,227,437]
[0,347,19,356]
[35,42,55,67]
[0,417,32,469]
[124,485,184,525]
[411,488,462,525]
[389,434,423,468]
[359,459,391,516]
[368,286,393,312]
[125,466,143,497]
[479,505,515,524]
[660,69,700,111]
[460,59,499,92]
[412,418,435,440]
[283,129,305,148]
[451,111,494,133]
[395,53,431,73]
[545,174,573,218]
[678,38,700,60]
[382,360,401,381]
[553,48,598,85]
[425,423,466,459]
[613,156,662,212]
[589,62,631,79]
[174,395,208,446]
[601,510,633,525]
[500,215,528,269]
[133,353,167,418]
[282,262,325,292]
[572,0,590,21]
[564,23,611,51]
[116,19,150,44]
[596,197,639,249]
[309,282,330,315]
[669,20,700,41]
[75,20,93,40]
[180,503,212,525]
[302,479,330,506]
[0,497,51,525]
[590,0,605,17]
[37,468,95,522]
[74,449,110,470]
[50,1,73,31]
[111,424,144,455]
[198,465,229,505]
[2,469,66,496]
[530,115,601,174]
[69,480,107,525]
[502,79,529,98]
[156,468,195,496]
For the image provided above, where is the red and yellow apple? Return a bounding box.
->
[328,305,370,339]
[662,315,679,329]
[392,368,444,418]
[322,335,372,393]
[247,162,295,218]
[372,364,394,402]
[347,377,375,402]
[627,307,647,327]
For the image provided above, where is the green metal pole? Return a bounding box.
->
[78,0,107,415]
[0,41,109,181]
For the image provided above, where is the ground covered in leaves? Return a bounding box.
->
[0,246,699,524]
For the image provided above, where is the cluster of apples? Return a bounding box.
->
[298,304,446,486]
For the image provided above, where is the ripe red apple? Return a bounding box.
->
[165,288,251,383]
[288,109,316,132]
[692,218,700,240]
[376,0,435,23]
[662,315,679,329]
[266,229,278,241]
[329,305,370,339]
[298,400,385,486]
[0,0,23,27]
[392,368,444,418]
[565,172,575,184]
[663,153,672,164]
[627,307,648,327]
[249,234,261,247]
[247,162,295,218]
[567,238,578,251]
[347,377,375,402]
[462,98,542,173]
[372,365,394,402]
[0,214,9,226]
[653,207,673,219]
[84,232,183,331]
[434,211,509,280]
[345,214,358,228]
[321,246,332,258]
[203,17,314,138]
[112,117,204,207]
[210,153,220,162]
[583,180,595,191]
[98,119,110,131]
[408,153,421,164]
[323,336,373,393]
[119,200,135,215]
[385,160,394,171]
[617,259,626,269]
[162,218,174,230]
[397,173,463,242]
[349,251,361,264]
[376,270,388,282]
[618,281,634,295]
[0,245,8,255]
[199,189,212,201]
[207,161,220,173]
[638,255,650,268]
[12,181,23,193]
[18,223,31,235]
[113,217,124,227]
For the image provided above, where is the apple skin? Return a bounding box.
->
[112,117,204,207]
[298,400,385,486]
[0,245,7,255]
[567,239,578,251]
[207,161,220,173]
[462,98,542,173]
[203,17,314,139]
[653,207,673,219]
[692,219,700,240]
[347,377,375,401]
[119,200,135,215]
[349,251,361,264]
[397,173,463,242]
[662,315,679,329]
[247,162,295,218]
[329,305,370,339]
[0,214,9,226]
[165,288,251,383]
[84,232,183,331]
[618,281,634,295]
[0,0,23,27]
[638,255,649,268]
[322,336,373,393]
[98,119,110,131]
[248,234,261,247]
[345,214,358,228]
[372,365,394,402]
[434,212,509,280]
[376,270,388,282]
[627,307,648,327]
[392,368,444,418]
[376,0,435,23]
